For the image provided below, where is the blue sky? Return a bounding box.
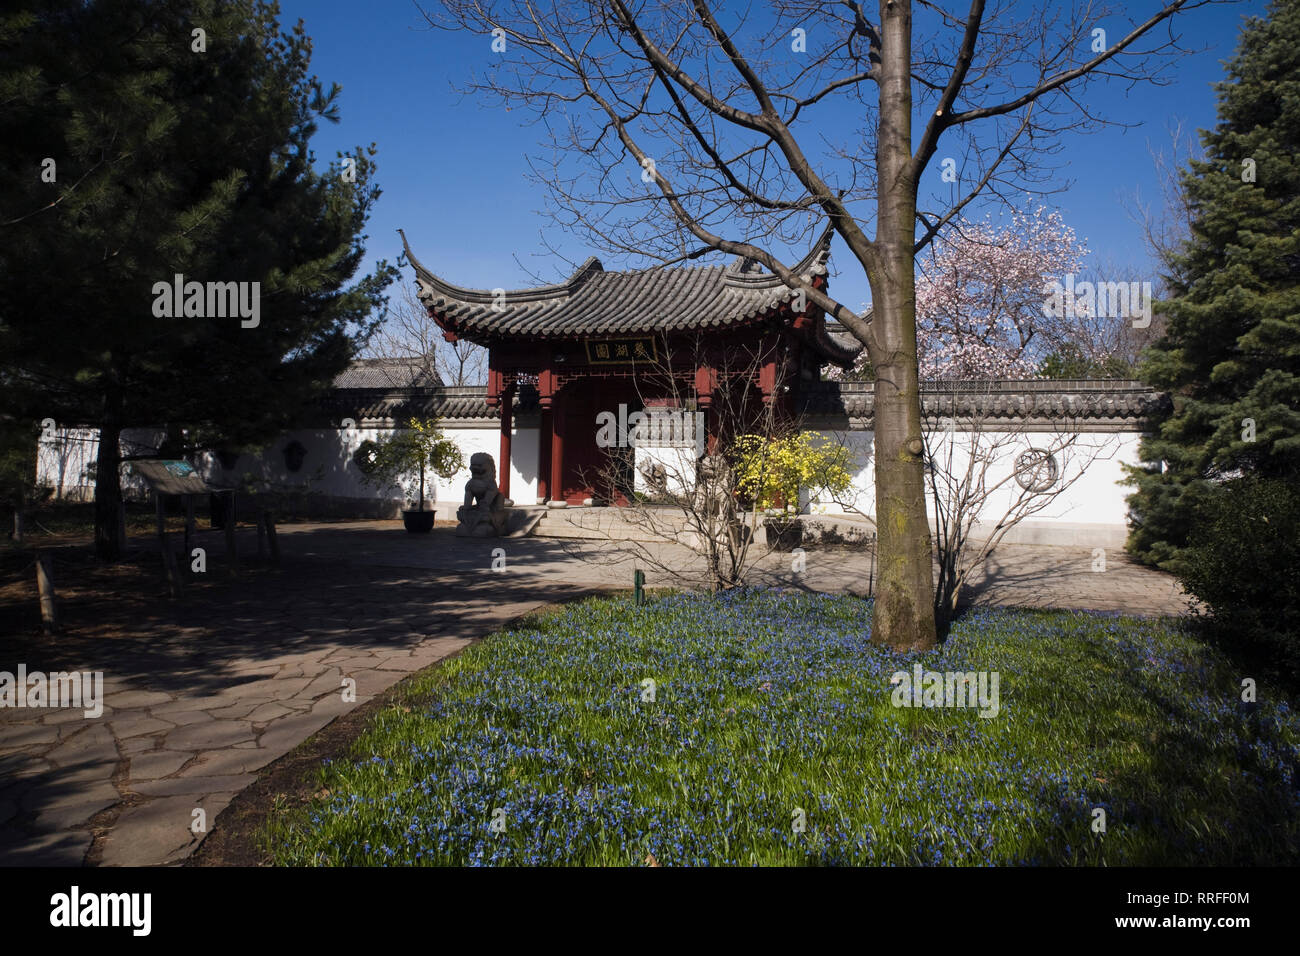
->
[277,0,1270,317]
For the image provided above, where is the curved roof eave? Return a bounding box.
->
[399,228,601,305]
[402,224,856,355]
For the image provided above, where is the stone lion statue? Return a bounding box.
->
[456,452,509,537]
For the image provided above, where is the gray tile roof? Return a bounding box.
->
[318,386,520,424]
[800,379,1166,427]
[332,358,443,389]
[319,380,1163,428]
[399,228,860,367]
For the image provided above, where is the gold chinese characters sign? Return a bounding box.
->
[584,337,657,364]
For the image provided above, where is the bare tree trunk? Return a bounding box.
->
[93,413,123,561]
[872,356,936,649]
[871,0,936,651]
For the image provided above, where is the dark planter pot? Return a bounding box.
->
[765,517,803,551]
[402,509,436,533]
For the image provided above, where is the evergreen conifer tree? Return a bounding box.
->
[0,0,398,558]
[1125,0,1300,569]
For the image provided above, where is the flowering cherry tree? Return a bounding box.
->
[833,208,1090,381]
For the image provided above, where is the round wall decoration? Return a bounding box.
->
[1014,448,1059,492]
[352,439,381,475]
[282,439,307,473]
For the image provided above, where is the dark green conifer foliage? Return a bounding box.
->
[0,1,398,558]
[1125,0,1300,569]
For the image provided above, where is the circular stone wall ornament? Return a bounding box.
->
[1014,447,1059,492]
[352,439,381,475]
[282,440,307,473]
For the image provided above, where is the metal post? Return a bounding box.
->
[36,552,58,633]
[263,509,279,566]
[224,491,238,576]
[184,495,196,560]
[156,492,181,596]
[868,532,877,599]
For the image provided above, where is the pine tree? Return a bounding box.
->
[1125,0,1300,569]
[0,0,398,558]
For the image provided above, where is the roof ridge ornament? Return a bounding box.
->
[721,223,835,288]
[726,255,763,274]
[570,255,604,283]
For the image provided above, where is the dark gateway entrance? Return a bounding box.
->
[400,228,859,505]
[559,377,639,505]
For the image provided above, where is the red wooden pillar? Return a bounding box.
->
[694,362,718,455]
[758,356,778,405]
[498,384,513,500]
[538,366,558,503]
[549,387,565,503]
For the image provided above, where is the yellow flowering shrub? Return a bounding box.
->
[732,432,853,515]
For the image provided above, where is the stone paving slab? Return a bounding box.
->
[99,792,238,867]
[0,521,1189,867]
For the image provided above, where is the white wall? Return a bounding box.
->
[195,423,539,517]
[634,443,701,499]
[37,423,539,517]
[36,419,1139,543]
[36,427,162,500]
[410,424,539,515]
[806,427,1142,546]
[36,428,98,500]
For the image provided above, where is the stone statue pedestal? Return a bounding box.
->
[456,504,508,537]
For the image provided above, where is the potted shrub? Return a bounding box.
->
[733,432,853,551]
[354,418,464,533]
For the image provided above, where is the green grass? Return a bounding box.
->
[268,590,1300,866]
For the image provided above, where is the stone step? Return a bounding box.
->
[530,506,691,542]
[529,506,777,546]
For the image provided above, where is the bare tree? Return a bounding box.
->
[363,280,488,386]
[1122,117,1201,289]
[428,0,1215,650]
[921,384,1122,633]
